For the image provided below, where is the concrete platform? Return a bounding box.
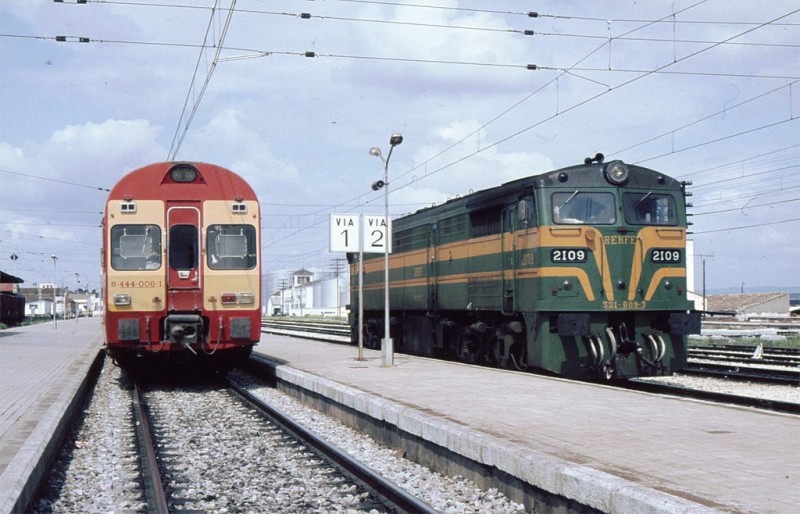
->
[255,334,800,514]
[0,318,104,513]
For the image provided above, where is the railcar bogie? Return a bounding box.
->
[350,156,700,379]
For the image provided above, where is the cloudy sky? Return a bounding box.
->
[1,0,798,296]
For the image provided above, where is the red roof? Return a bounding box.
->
[106,162,257,203]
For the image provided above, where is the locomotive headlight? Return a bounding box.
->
[664,280,673,290]
[114,293,131,306]
[604,161,629,185]
[562,280,572,291]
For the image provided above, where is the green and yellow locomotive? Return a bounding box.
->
[348,155,700,379]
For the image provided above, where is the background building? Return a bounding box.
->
[267,268,349,317]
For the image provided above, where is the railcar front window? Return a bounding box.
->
[111,225,162,270]
[207,225,257,270]
[623,192,678,225]
[552,192,615,224]
[169,225,198,270]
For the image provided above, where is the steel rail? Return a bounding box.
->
[131,383,169,514]
[622,379,800,415]
[227,377,439,514]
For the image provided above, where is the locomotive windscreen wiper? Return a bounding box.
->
[634,191,652,207]
[560,189,580,207]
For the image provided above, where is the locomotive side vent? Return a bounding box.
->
[120,201,137,214]
[231,202,248,214]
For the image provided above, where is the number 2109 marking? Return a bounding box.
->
[651,249,681,263]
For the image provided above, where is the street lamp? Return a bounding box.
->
[51,255,57,330]
[369,133,403,367]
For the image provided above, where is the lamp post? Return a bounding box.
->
[51,255,57,330]
[369,133,403,367]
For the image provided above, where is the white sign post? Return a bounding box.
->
[329,214,392,364]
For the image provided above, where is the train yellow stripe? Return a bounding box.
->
[645,268,686,301]
[628,227,685,301]
[362,267,595,301]
[541,226,611,301]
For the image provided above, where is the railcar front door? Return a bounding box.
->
[166,205,202,309]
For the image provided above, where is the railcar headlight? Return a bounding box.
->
[114,293,131,306]
[237,292,255,305]
[221,292,255,305]
[170,164,198,182]
[604,161,629,185]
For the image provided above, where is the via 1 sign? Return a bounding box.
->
[329,214,360,252]
[329,214,391,254]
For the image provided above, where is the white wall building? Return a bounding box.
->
[267,268,349,317]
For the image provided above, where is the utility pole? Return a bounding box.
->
[330,257,345,317]
[277,278,288,316]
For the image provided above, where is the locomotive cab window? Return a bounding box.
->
[207,225,257,270]
[110,225,162,271]
[552,191,615,224]
[169,225,198,270]
[622,192,678,226]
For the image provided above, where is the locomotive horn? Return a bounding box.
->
[584,152,605,164]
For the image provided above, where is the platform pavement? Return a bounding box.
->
[255,334,800,514]
[0,317,103,513]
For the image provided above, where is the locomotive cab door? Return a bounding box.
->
[166,205,202,292]
[427,223,439,314]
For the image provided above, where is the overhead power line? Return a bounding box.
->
[0,168,111,192]
[167,0,238,161]
[692,217,800,234]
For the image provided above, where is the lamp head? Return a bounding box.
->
[369,147,382,158]
[389,133,403,146]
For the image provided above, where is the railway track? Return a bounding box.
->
[686,345,800,385]
[227,375,438,514]
[33,360,521,513]
[131,373,435,513]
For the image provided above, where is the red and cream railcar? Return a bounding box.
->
[102,162,261,363]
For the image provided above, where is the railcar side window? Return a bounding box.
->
[169,225,198,270]
[622,193,678,226]
[111,225,162,270]
[207,225,257,270]
[552,192,615,224]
